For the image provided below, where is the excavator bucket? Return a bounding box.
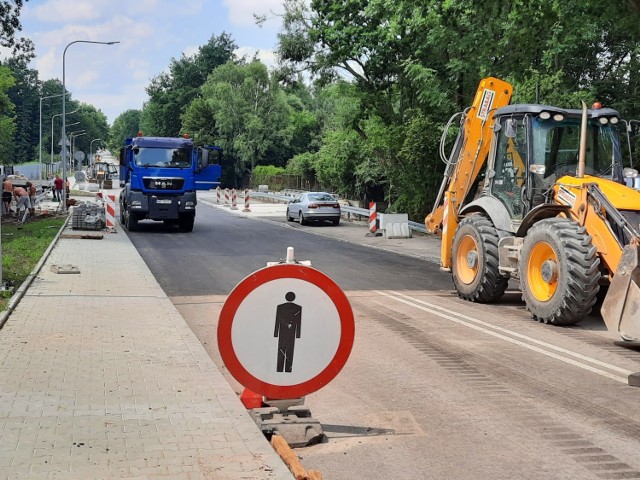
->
[601,245,640,342]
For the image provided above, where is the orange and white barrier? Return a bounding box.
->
[369,202,377,233]
[231,189,238,210]
[224,188,230,207]
[105,194,116,228]
[216,186,221,204]
[243,189,251,212]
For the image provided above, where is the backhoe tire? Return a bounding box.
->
[519,218,600,325]
[451,215,508,303]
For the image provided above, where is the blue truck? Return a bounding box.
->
[119,135,222,232]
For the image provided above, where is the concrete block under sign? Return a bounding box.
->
[50,264,80,274]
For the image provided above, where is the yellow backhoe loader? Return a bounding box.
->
[425,77,640,343]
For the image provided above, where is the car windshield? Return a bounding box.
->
[307,193,335,202]
[133,147,191,168]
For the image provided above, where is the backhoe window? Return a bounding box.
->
[133,147,192,168]
[531,118,621,182]
[491,116,528,219]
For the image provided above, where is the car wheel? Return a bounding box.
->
[332,217,340,226]
[286,208,294,222]
[299,211,307,226]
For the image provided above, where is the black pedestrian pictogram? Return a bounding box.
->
[274,291,302,372]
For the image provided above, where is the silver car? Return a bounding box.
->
[286,192,341,226]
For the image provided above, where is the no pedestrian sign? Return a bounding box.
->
[217,264,355,399]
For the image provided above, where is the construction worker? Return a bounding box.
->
[12,186,30,217]
[2,177,12,216]
[25,181,37,217]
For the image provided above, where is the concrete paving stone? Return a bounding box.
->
[0,208,293,479]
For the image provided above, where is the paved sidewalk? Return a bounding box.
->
[0,193,292,479]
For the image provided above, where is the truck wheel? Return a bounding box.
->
[520,218,600,325]
[451,215,508,302]
[179,215,194,232]
[126,209,138,232]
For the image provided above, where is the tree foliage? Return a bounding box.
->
[109,109,141,150]
[272,0,640,218]
[0,0,33,61]
[0,65,16,163]
[142,33,237,137]
[183,60,293,186]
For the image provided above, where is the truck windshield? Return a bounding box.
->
[134,147,192,168]
[532,118,622,180]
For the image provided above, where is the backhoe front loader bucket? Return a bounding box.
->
[601,245,640,342]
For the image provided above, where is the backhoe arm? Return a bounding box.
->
[425,77,513,270]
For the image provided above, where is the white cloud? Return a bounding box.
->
[183,46,199,58]
[25,0,108,23]
[222,0,285,27]
[235,46,277,70]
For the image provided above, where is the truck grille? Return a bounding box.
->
[142,177,184,190]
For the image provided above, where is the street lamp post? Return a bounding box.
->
[51,112,78,175]
[39,92,69,181]
[62,39,119,211]
[70,131,86,170]
[90,139,103,164]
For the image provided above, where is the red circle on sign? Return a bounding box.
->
[218,264,355,399]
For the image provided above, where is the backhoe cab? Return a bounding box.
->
[426,77,640,343]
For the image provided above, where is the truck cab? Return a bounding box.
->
[119,135,222,232]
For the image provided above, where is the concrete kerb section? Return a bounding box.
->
[0,188,293,479]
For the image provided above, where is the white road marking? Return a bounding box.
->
[376,290,633,384]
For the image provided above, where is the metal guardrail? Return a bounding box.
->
[249,191,428,234]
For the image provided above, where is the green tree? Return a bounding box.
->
[5,57,39,164]
[72,104,109,165]
[109,109,141,150]
[143,32,237,136]
[0,65,16,163]
[0,0,33,61]
[184,60,292,186]
[274,0,640,217]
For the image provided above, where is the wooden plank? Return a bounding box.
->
[270,434,308,480]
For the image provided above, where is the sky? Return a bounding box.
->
[17,0,286,125]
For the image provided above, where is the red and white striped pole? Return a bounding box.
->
[369,202,377,233]
[216,186,221,204]
[224,188,230,207]
[243,189,251,212]
[105,194,116,229]
[231,188,238,210]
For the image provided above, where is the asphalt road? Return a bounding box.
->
[127,206,451,295]
[128,203,640,480]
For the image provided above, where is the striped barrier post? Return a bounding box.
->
[105,194,116,229]
[216,186,221,204]
[369,202,377,233]
[224,188,230,207]
[243,189,251,212]
[231,189,238,210]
